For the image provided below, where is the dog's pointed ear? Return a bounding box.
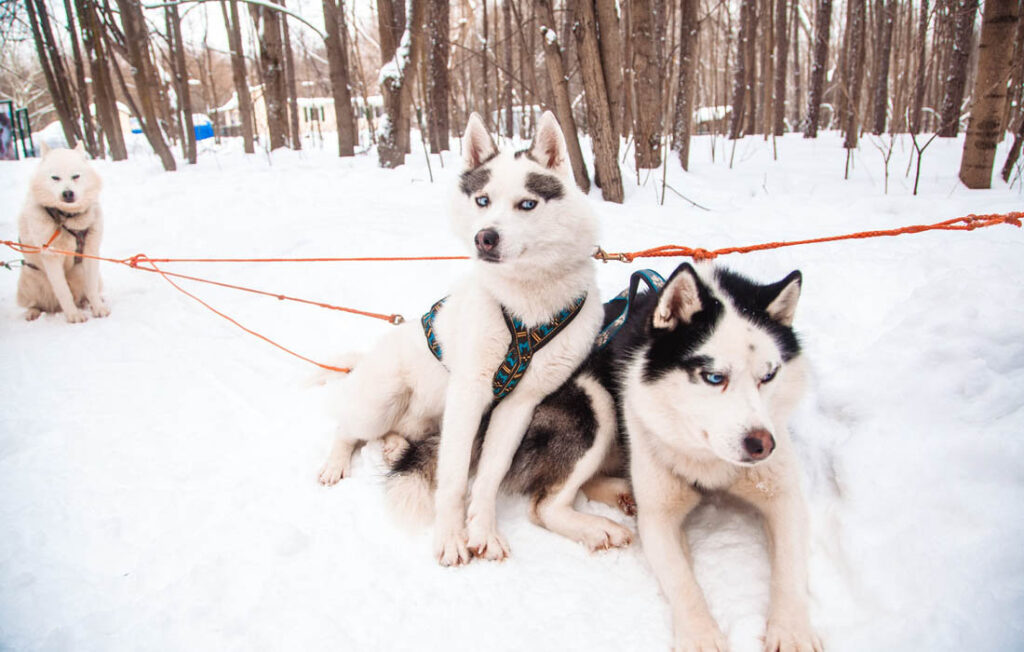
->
[764,271,802,326]
[653,263,703,330]
[462,112,497,169]
[529,111,570,176]
[39,141,51,157]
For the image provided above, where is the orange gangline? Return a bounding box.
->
[3,210,1020,373]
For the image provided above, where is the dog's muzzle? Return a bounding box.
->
[742,428,776,462]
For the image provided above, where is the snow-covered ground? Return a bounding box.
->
[1,132,1022,651]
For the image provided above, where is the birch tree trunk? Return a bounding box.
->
[221,0,255,153]
[773,0,789,135]
[167,4,196,164]
[910,0,929,133]
[323,0,356,155]
[959,0,1020,187]
[804,0,832,137]
[673,0,698,168]
[573,0,623,201]
[249,4,289,150]
[938,0,979,136]
[537,0,591,192]
[74,0,126,159]
[115,0,176,170]
[871,0,895,134]
[632,0,662,167]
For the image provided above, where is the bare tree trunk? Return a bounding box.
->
[1002,115,1024,182]
[870,0,895,133]
[279,0,302,149]
[538,0,591,192]
[842,0,866,149]
[502,0,514,137]
[323,0,356,155]
[745,0,759,135]
[622,1,635,138]
[25,0,81,148]
[594,0,624,138]
[959,0,1020,187]
[377,0,423,167]
[730,0,756,138]
[249,3,289,150]
[673,0,698,168]
[804,0,832,137]
[63,0,98,156]
[761,0,774,135]
[910,0,930,133]
[221,0,255,153]
[426,0,449,151]
[573,0,623,201]
[773,0,789,134]
[939,0,979,136]
[167,4,196,164]
[75,0,125,159]
[790,0,803,128]
[482,0,490,128]
[632,0,661,166]
[115,0,176,170]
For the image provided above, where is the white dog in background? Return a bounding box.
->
[17,142,109,323]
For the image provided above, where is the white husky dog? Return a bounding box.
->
[17,142,109,323]
[389,262,821,650]
[318,112,603,566]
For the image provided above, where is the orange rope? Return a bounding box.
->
[3,211,1020,374]
[598,212,1022,262]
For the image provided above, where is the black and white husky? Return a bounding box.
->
[318,112,604,567]
[389,262,822,651]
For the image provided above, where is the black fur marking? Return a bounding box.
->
[713,268,802,361]
[641,266,725,383]
[525,172,565,201]
[459,166,492,196]
[503,380,598,497]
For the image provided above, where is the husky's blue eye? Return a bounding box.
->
[475,195,490,207]
[760,367,778,384]
[518,199,538,211]
[701,371,726,386]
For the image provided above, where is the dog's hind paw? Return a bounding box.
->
[582,518,633,552]
[764,617,823,652]
[381,433,410,466]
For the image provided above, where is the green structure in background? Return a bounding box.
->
[0,100,37,160]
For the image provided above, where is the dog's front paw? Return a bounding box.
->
[674,624,728,652]
[764,615,822,652]
[90,301,111,318]
[24,308,42,321]
[466,523,510,561]
[434,526,472,567]
[65,309,87,324]
[317,458,349,486]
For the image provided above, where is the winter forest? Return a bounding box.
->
[2,0,1022,193]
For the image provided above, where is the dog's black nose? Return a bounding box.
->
[743,428,776,461]
[475,228,499,253]
[61,190,75,203]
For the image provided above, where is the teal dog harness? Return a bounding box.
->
[421,294,587,403]
[594,269,665,349]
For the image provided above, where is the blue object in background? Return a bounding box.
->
[194,121,214,141]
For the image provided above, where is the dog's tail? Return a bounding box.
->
[385,435,439,528]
